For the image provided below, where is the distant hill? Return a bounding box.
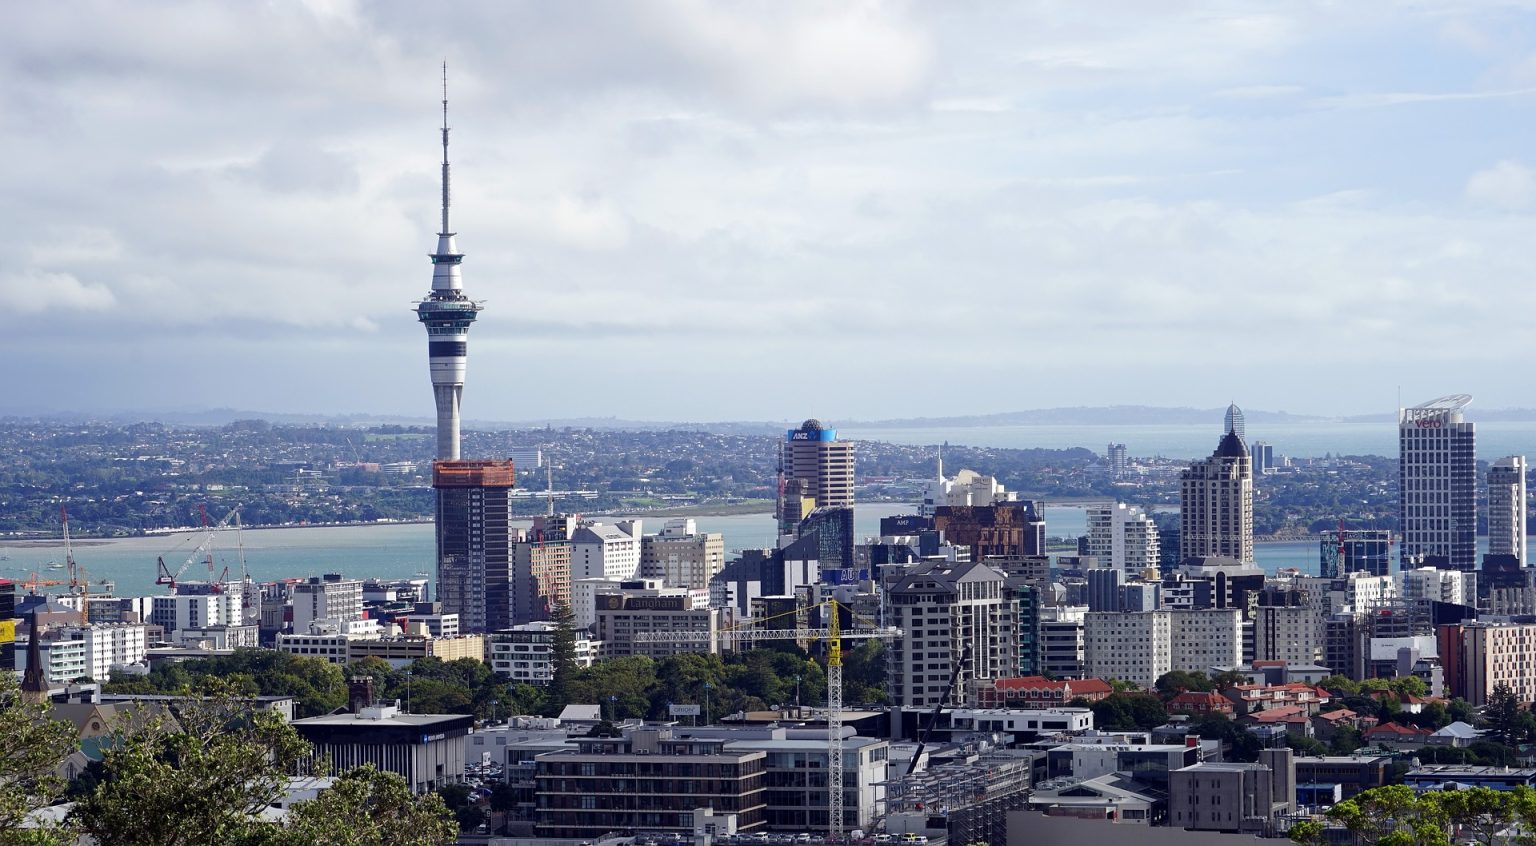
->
[8,404,1536,430]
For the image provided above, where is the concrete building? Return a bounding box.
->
[1086,503,1161,576]
[594,581,727,659]
[534,726,767,839]
[1180,406,1254,566]
[291,574,364,633]
[570,577,624,632]
[641,518,726,590]
[1399,394,1477,571]
[886,561,1019,708]
[684,725,890,832]
[1168,750,1295,834]
[433,460,515,633]
[488,621,596,684]
[571,521,643,582]
[50,623,148,680]
[508,530,571,626]
[1441,621,1536,706]
[1084,609,1242,690]
[1489,456,1528,567]
[1254,604,1325,666]
[1401,567,1467,606]
[778,419,855,535]
[277,618,383,665]
[16,629,89,684]
[293,689,472,793]
[148,591,241,636]
[1039,605,1088,679]
[344,634,486,669]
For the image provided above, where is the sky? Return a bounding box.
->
[4,1,1536,423]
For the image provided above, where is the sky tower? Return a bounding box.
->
[416,64,482,461]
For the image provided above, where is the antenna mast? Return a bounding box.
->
[440,61,451,236]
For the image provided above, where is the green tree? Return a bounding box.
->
[283,766,456,846]
[1326,784,1451,846]
[1154,670,1214,698]
[0,674,78,845]
[546,600,578,712]
[70,681,315,846]
[1483,683,1524,746]
[1328,725,1363,756]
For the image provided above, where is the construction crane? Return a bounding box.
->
[19,572,66,592]
[155,504,242,592]
[61,505,81,592]
[906,644,973,777]
[635,599,901,840]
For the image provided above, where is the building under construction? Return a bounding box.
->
[882,750,1038,846]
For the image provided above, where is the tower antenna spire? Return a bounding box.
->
[440,61,451,236]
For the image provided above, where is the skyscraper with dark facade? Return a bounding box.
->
[434,460,515,633]
[1399,395,1476,572]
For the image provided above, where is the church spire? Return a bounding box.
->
[21,611,49,704]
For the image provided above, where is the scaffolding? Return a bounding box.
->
[883,755,1035,846]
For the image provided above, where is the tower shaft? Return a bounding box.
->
[416,63,481,461]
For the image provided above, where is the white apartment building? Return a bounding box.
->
[50,623,149,680]
[570,522,642,582]
[1084,608,1242,690]
[149,591,242,634]
[1399,395,1477,571]
[1335,573,1397,614]
[1085,502,1161,576]
[1084,611,1171,690]
[1401,567,1467,606]
[886,561,1019,708]
[640,519,725,590]
[277,618,384,665]
[1489,456,1529,566]
[569,578,624,632]
[291,575,365,632]
[487,621,596,685]
[18,632,88,684]
[1039,605,1088,679]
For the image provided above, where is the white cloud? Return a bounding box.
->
[0,269,116,315]
[1465,159,1536,210]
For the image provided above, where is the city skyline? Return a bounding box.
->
[5,4,1536,421]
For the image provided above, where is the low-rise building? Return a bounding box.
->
[972,676,1114,707]
[487,622,596,684]
[344,634,485,668]
[534,726,767,839]
[291,685,472,794]
[1167,751,1295,834]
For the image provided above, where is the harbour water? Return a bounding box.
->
[3,502,1368,600]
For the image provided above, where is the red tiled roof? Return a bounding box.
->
[1315,709,1358,722]
[1362,722,1430,739]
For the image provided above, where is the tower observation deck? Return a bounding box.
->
[416,64,483,461]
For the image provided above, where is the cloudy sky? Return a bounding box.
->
[4,1,1536,422]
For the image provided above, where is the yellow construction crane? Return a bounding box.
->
[635,599,900,839]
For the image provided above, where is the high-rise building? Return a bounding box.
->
[640,519,725,589]
[1399,395,1476,571]
[415,69,483,462]
[1085,502,1160,576]
[570,521,642,582]
[778,419,854,535]
[886,561,1018,708]
[1085,568,1123,612]
[1489,455,1528,567]
[1106,443,1129,479]
[433,460,515,633]
[933,501,1046,562]
[1251,441,1275,475]
[1224,402,1245,440]
[291,574,364,633]
[1180,408,1254,565]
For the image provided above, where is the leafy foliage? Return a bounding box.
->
[0,673,78,845]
